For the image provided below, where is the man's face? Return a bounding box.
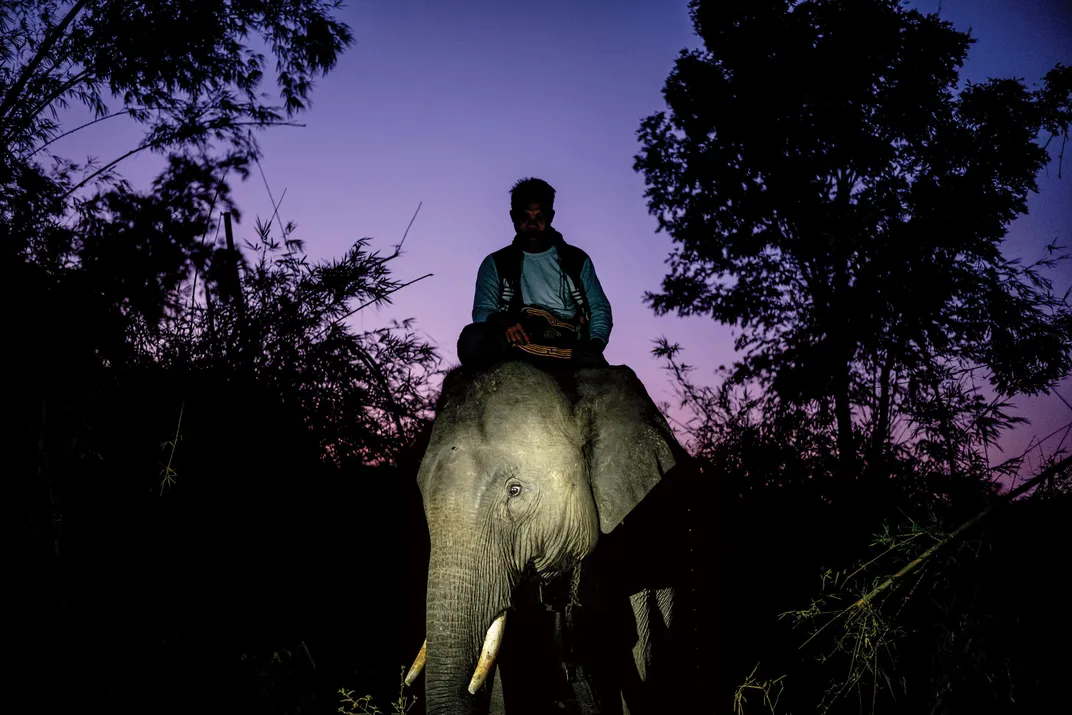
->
[511,200,554,238]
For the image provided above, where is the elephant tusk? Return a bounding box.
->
[404,639,426,686]
[467,612,507,694]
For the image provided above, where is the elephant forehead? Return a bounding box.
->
[422,444,582,508]
[466,439,582,474]
[483,411,569,444]
[487,443,582,473]
[432,434,581,474]
[481,393,575,441]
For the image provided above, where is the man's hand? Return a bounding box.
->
[487,312,529,346]
[504,322,530,345]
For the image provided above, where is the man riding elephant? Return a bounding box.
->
[403,178,709,714]
[457,177,613,370]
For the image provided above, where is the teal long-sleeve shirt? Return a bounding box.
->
[471,244,613,345]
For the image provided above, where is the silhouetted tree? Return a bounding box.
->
[4,0,357,564]
[4,7,443,709]
[2,0,351,167]
[654,338,1072,713]
[634,0,1072,480]
[2,0,352,307]
[173,217,441,467]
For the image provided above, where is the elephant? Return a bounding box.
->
[404,359,722,714]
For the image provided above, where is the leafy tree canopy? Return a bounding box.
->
[2,0,352,267]
[3,1,440,468]
[635,0,1072,474]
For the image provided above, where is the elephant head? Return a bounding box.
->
[406,360,679,714]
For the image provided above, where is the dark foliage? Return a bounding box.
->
[6,3,438,713]
[654,340,1071,714]
[638,5,1072,705]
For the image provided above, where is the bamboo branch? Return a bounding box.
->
[18,68,92,130]
[61,137,161,199]
[313,273,434,340]
[352,344,408,445]
[0,0,91,120]
[1,68,95,148]
[24,107,138,158]
[394,201,422,255]
[851,453,1072,611]
[254,146,289,239]
[159,399,186,495]
[61,120,305,199]
[369,202,423,268]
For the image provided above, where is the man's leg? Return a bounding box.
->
[572,337,609,369]
[457,322,508,367]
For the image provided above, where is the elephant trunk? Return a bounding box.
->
[422,543,513,715]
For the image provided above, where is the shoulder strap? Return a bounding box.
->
[492,239,591,324]
[557,242,591,323]
[490,244,524,315]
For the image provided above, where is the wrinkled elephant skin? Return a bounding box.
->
[410,360,709,714]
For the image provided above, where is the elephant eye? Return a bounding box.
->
[507,483,523,498]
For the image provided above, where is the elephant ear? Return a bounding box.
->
[574,366,681,534]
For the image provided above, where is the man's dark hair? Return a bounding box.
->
[510,177,556,211]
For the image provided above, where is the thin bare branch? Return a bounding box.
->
[395,201,422,255]
[254,146,289,238]
[314,273,434,340]
[60,120,305,199]
[24,107,139,158]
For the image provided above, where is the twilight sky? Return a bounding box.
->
[58,0,1071,474]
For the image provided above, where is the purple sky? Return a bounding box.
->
[57,0,1070,474]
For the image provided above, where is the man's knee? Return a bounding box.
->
[457,322,503,366]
